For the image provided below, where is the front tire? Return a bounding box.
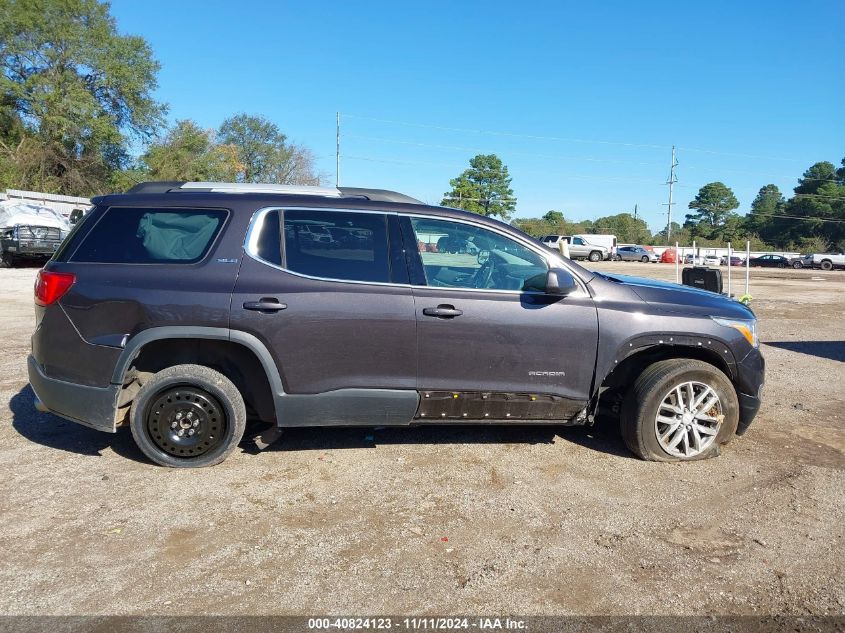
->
[792,262,802,269]
[130,364,246,468]
[588,251,602,262]
[620,359,739,462]
[641,256,649,263]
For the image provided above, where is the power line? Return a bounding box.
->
[345,134,665,167]
[793,193,845,201]
[342,113,667,150]
[345,154,669,184]
[342,112,809,162]
[747,211,845,224]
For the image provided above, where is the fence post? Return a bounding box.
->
[675,241,679,283]
[727,242,732,296]
[745,241,751,295]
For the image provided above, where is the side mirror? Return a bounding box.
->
[545,268,578,295]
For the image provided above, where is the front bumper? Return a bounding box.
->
[27,355,119,433]
[2,239,60,257]
[735,347,765,435]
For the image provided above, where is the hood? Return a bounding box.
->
[601,273,755,319]
[0,200,70,231]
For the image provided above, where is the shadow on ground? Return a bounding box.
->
[9,385,147,463]
[764,340,845,363]
[11,384,634,463]
[244,415,635,460]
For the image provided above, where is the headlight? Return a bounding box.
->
[711,317,758,347]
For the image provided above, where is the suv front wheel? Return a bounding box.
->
[620,359,739,461]
[588,251,603,262]
[129,364,246,468]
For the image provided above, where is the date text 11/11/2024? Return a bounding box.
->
[307,617,527,630]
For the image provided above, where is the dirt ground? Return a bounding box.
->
[0,261,843,616]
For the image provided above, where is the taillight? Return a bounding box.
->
[34,271,75,306]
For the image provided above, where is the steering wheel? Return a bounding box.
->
[474,254,496,289]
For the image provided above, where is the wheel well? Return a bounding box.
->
[599,345,734,402]
[122,338,276,424]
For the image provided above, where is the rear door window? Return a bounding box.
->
[283,209,390,283]
[70,207,227,264]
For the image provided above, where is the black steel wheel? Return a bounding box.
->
[130,364,247,468]
[146,386,226,458]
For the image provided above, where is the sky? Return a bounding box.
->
[109,0,844,232]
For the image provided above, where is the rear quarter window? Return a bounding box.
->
[69,207,227,264]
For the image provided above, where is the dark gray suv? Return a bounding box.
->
[28,181,764,467]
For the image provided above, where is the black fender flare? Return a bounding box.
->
[597,333,739,392]
[111,326,286,398]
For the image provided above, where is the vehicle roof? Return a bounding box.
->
[90,191,518,233]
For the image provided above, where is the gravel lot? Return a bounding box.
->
[0,262,843,616]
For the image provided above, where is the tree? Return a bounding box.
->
[0,0,165,194]
[218,113,320,185]
[745,184,787,246]
[140,120,241,182]
[685,182,740,240]
[590,212,652,243]
[543,210,565,226]
[442,154,516,220]
[782,160,845,250]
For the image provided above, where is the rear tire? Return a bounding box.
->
[130,364,246,468]
[820,260,833,271]
[588,251,602,262]
[620,359,739,462]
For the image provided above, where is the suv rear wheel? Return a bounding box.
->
[620,359,738,461]
[129,364,246,468]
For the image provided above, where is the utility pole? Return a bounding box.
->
[633,203,638,220]
[663,146,678,241]
[335,112,341,187]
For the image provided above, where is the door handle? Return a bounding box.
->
[243,298,287,312]
[422,305,463,318]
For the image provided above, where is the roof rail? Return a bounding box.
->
[125,181,422,204]
[338,187,422,204]
[179,182,343,196]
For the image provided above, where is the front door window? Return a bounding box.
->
[409,217,548,292]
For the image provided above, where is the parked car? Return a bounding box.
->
[684,254,720,267]
[747,254,790,268]
[0,200,70,267]
[702,255,720,267]
[805,252,845,271]
[29,181,764,467]
[789,256,805,269]
[541,235,609,262]
[660,248,678,264]
[615,245,659,262]
[720,256,745,267]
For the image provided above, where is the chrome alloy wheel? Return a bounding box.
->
[654,381,723,458]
